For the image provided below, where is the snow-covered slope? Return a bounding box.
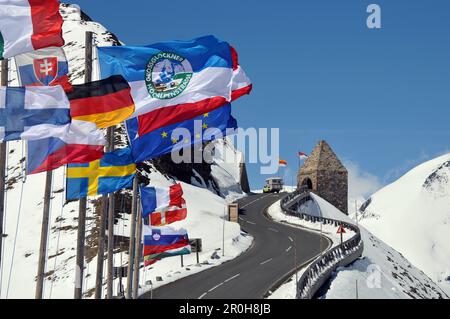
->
[269,194,448,299]
[0,3,248,299]
[359,153,450,296]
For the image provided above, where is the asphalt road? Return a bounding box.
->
[142,192,331,299]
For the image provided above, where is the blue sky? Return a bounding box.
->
[75,0,450,193]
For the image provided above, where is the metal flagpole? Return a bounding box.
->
[106,126,115,299]
[74,31,93,300]
[132,201,142,299]
[126,177,138,299]
[0,59,8,290]
[35,170,53,299]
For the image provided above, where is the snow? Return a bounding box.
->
[359,153,450,296]
[268,193,448,299]
[0,3,250,299]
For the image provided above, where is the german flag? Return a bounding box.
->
[68,75,135,129]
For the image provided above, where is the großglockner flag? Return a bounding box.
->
[126,104,237,163]
[140,183,184,218]
[0,0,64,59]
[142,225,191,266]
[68,75,135,129]
[0,85,70,142]
[145,199,188,227]
[66,147,136,200]
[15,47,72,92]
[98,35,249,133]
[26,120,105,174]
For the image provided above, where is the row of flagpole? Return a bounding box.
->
[0,32,143,299]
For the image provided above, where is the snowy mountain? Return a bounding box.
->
[359,153,450,296]
[269,194,448,299]
[0,3,248,299]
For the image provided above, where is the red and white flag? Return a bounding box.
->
[0,0,64,59]
[298,152,308,160]
[279,159,287,167]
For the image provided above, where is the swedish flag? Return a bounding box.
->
[66,147,136,200]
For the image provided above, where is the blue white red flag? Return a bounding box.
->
[0,85,70,142]
[126,104,237,163]
[27,120,105,175]
[15,47,72,92]
[142,225,191,266]
[140,183,184,218]
[98,35,250,133]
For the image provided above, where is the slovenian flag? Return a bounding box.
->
[98,35,251,133]
[26,120,105,174]
[142,225,191,266]
[140,183,184,218]
[298,152,308,160]
[15,47,72,92]
[126,104,237,163]
[68,75,135,129]
[0,0,64,59]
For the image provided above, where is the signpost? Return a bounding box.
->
[228,203,238,223]
[336,224,346,245]
[189,238,202,264]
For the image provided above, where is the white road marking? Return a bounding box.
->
[286,246,292,253]
[198,292,207,299]
[224,273,240,283]
[260,258,273,265]
[288,236,294,242]
[268,228,279,233]
[208,282,223,292]
[247,221,256,225]
[239,216,244,221]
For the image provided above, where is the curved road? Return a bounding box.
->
[142,193,330,299]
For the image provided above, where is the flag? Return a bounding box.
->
[298,152,308,160]
[98,35,250,133]
[66,147,136,200]
[0,85,70,142]
[126,104,237,163]
[230,46,252,101]
[146,199,188,227]
[15,46,72,92]
[140,183,184,218]
[0,0,64,59]
[27,120,105,174]
[68,75,135,129]
[279,159,287,167]
[142,225,191,266]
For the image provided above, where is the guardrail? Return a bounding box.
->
[280,186,364,299]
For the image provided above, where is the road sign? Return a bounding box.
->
[189,238,202,253]
[228,203,239,223]
[336,224,346,234]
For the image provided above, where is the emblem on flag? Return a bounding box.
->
[33,57,58,85]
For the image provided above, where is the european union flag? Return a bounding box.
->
[126,104,237,163]
[66,147,136,200]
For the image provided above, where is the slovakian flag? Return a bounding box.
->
[298,151,308,160]
[144,198,187,227]
[15,47,72,92]
[66,147,136,200]
[0,85,70,142]
[126,104,237,163]
[140,183,184,218]
[279,159,287,167]
[68,75,135,129]
[98,35,251,134]
[26,120,105,175]
[0,0,64,59]
[142,225,191,266]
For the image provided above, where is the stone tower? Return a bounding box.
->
[297,140,348,214]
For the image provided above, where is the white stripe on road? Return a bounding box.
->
[240,194,271,209]
[208,282,223,292]
[247,221,256,225]
[198,292,207,299]
[288,236,294,242]
[224,273,240,283]
[286,246,292,253]
[260,258,273,265]
[268,228,279,233]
